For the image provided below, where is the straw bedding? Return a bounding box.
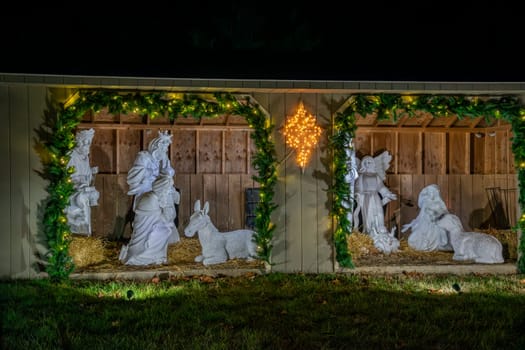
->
[69,228,517,273]
[70,235,266,273]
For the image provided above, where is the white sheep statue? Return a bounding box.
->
[436,213,504,264]
[184,199,258,266]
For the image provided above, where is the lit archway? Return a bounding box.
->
[37,90,277,281]
[331,94,525,272]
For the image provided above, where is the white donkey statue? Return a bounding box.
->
[184,199,258,266]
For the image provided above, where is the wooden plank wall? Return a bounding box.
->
[83,96,520,273]
[0,85,49,279]
[386,174,518,236]
[0,86,9,277]
[90,173,257,238]
[1,87,521,279]
[357,126,517,236]
[81,118,259,238]
[267,93,336,273]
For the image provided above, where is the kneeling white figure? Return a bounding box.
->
[119,174,179,266]
[184,199,258,266]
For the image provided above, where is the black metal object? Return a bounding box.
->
[485,187,516,229]
[245,188,260,230]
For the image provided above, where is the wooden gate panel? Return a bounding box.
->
[228,175,243,230]
[354,132,371,158]
[215,174,230,231]
[198,131,222,173]
[117,129,141,173]
[225,130,248,173]
[90,129,115,174]
[424,132,446,174]
[172,130,196,174]
[398,133,420,174]
[174,173,191,228]
[495,130,509,174]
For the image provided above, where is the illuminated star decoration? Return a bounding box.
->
[283,101,322,172]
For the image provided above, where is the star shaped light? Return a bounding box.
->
[283,101,322,171]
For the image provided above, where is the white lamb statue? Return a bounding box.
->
[435,213,504,264]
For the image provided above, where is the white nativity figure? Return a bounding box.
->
[127,130,180,242]
[353,151,397,235]
[119,174,179,266]
[369,220,400,255]
[401,184,453,252]
[342,138,359,224]
[65,128,100,235]
[435,213,504,264]
[184,199,258,266]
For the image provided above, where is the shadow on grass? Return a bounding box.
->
[1,273,525,349]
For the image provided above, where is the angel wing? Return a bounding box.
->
[373,151,393,181]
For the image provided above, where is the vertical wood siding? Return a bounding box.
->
[0,86,48,279]
[0,87,521,278]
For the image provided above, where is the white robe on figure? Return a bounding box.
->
[65,130,99,236]
[127,151,176,207]
[354,173,395,234]
[402,184,453,252]
[126,148,180,237]
[119,190,178,266]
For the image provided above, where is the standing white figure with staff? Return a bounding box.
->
[65,128,100,235]
[126,130,180,243]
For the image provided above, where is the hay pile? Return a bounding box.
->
[478,228,518,260]
[70,235,265,273]
[69,228,517,272]
[347,228,518,266]
[347,231,456,266]
[69,235,107,268]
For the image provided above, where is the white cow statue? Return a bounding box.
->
[184,200,258,266]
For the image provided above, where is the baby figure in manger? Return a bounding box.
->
[65,128,99,236]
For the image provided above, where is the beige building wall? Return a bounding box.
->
[1,74,524,278]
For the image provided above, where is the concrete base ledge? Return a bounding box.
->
[67,263,520,280]
[69,268,266,281]
[343,263,518,275]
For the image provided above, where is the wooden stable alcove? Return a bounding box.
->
[354,111,518,236]
[78,108,259,239]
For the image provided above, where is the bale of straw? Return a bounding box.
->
[347,231,379,258]
[168,237,202,264]
[69,235,106,268]
[478,228,518,260]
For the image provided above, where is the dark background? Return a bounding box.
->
[0,1,522,81]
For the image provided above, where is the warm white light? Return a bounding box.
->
[282,101,322,171]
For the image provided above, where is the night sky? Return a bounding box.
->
[0,1,522,81]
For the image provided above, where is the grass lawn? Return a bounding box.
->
[1,272,525,349]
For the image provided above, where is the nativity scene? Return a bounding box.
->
[55,92,518,276]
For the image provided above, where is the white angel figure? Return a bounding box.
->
[352,151,397,235]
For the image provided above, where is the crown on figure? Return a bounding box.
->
[147,130,173,153]
[157,130,173,143]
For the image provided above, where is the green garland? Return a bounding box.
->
[39,90,277,281]
[330,94,525,273]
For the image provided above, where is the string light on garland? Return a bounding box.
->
[331,93,525,272]
[282,101,322,172]
[36,90,278,281]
